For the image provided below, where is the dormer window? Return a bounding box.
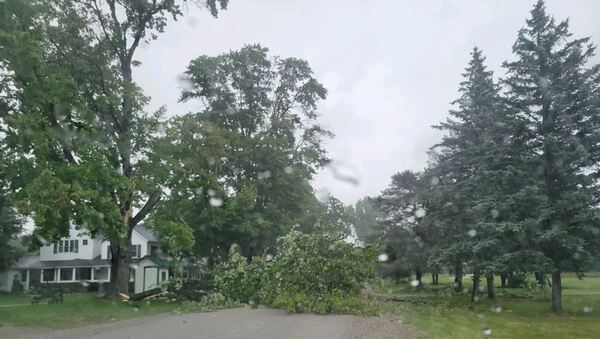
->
[53,239,79,253]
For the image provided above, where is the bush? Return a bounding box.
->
[11,278,23,293]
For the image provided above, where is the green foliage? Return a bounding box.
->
[11,278,23,293]
[214,246,267,303]
[179,293,243,313]
[211,231,377,314]
[152,45,333,262]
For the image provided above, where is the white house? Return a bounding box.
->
[0,225,170,295]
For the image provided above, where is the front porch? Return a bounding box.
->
[17,266,111,291]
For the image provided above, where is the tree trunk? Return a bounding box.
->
[415,266,422,287]
[486,272,495,300]
[471,270,480,302]
[500,272,508,287]
[432,272,439,285]
[535,272,546,287]
[551,270,562,313]
[105,234,133,298]
[454,259,463,291]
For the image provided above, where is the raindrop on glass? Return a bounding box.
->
[209,197,223,207]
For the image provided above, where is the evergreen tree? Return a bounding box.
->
[502,0,600,313]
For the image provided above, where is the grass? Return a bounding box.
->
[371,273,600,338]
[0,293,181,329]
[0,292,31,306]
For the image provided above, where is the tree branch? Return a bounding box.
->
[130,188,162,227]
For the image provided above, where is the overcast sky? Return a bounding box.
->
[135,0,600,205]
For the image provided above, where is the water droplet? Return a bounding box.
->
[415,208,426,218]
[378,253,389,262]
[327,161,359,186]
[258,170,271,180]
[209,197,223,207]
[467,229,477,237]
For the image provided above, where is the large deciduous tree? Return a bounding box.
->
[149,45,332,262]
[0,0,228,298]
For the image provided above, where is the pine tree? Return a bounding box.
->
[502,0,600,313]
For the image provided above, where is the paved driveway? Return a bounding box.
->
[2,307,419,339]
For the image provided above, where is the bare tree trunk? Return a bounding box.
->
[471,270,480,302]
[551,270,562,313]
[415,266,423,287]
[431,271,439,285]
[454,259,463,291]
[535,272,546,287]
[105,239,132,298]
[486,272,495,300]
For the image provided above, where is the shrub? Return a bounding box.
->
[11,278,23,293]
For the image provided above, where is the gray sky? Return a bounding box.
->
[135,0,600,205]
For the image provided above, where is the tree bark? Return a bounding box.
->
[486,272,495,300]
[432,272,439,285]
[471,270,480,302]
[535,272,546,287]
[415,266,423,287]
[454,259,463,291]
[105,238,132,298]
[551,270,562,313]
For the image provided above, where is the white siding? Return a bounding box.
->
[100,229,149,260]
[40,228,97,261]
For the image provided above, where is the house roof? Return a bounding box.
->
[133,225,158,242]
[11,255,111,269]
[136,255,170,268]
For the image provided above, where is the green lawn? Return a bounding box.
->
[371,273,600,339]
[0,292,31,306]
[0,293,181,328]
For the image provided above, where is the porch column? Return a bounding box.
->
[40,269,44,283]
[91,267,95,281]
[72,268,76,281]
[25,270,30,290]
[107,266,111,282]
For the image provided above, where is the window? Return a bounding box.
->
[43,269,55,282]
[150,245,159,256]
[82,239,88,245]
[59,268,73,281]
[54,240,79,253]
[131,244,141,258]
[75,267,92,280]
[161,271,167,282]
[20,270,27,282]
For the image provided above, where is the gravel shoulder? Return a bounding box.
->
[1,306,420,339]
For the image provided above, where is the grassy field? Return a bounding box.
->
[0,293,181,328]
[371,272,600,338]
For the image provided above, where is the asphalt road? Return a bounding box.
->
[2,307,419,339]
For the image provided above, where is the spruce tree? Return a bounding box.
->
[503,0,600,313]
